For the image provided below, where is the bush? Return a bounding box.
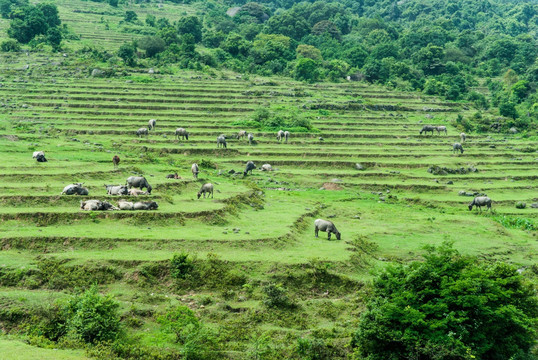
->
[351,243,538,360]
[170,252,194,279]
[1,39,20,52]
[65,286,121,344]
[262,283,294,308]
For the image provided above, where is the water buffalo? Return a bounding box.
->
[453,143,464,154]
[80,200,117,211]
[420,125,436,135]
[137,128,149,137]
[128,188,148,196]
[166,172,179,179]
[244,161,256,176]
[314,219,341,240]
[436,126,447,135]
[217,135,227,148]
[175,128,189,140]
[277,130,285,142]
[260,164,272,171]
[36,154,47,162]
[237,130,247,139]
[61,183,89,195]
[460,133,466,142]
[469,196,492,211]
[148,119,156,130]
[112,155,120,169]
[197,183,214,199]
[32,151,44,159]
[105,184,129,195]
[118,200,134,210]
[248,133,254,145]
[192,163,199,179]
[126,176,152,194]
[284,131,290,143]
[133,201,159,210]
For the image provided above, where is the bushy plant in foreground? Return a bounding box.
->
[351,243,538,360]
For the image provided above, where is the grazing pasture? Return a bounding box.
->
[0,52,536,358]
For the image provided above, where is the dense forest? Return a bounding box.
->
[1,0,537,133]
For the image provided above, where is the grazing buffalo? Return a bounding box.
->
[469,196,492,212]
[217,135,227,148]
[105,184,129,196]
[61,183,89,195]
[248,133,254,145]
[244,161,256,176]
[192,163,199,179]
[436,126,447,135]
[237,130,247,139]
[260,164,272,171]
[137,128,149,137]
[128,188,148,196]
[126,176,152,194]
[453,143,464,154]
[166,172,179,179]
[197,183,214,199]
[35,154,47,162]
[80,200,117,211]
[284,131,290,143]
[133,201,159,210]
[148,119,156,130]
[32,151,44,159]
[118,200,134,210]
[175,128,189,140]
[460,133,466,142]
[277,130,285,142]
[420,125,436,135]
[112,155,120,169]
[314,219,341,240]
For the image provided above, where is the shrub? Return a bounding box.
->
[351,243,538,360]
[1,39,20,52]
[65,286,121,344]
[262,283,294,308]
[157,306,200,344]
[170,252,194,279]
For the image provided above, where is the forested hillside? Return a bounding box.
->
[0,0,537,133]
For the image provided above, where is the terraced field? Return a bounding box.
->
[0,52,536,357]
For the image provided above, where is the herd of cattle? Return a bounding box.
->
[31,121,495,241]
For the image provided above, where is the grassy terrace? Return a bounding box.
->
[0,51,536,358]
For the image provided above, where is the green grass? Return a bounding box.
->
[0,339,88,360]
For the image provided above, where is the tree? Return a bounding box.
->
[46,26,62,51]
[36,3,60,28]
[138,36,165,57]
[117,42,136,66]
[177,16,202,43]
[124,10,137,23]
[499,100,518,119]
[251,33,293,64]
[294,58,319,82]
[108,0,118,7]
[145,14,155,27]
[0,39,20,52]
[7,7,47,43]
[0,0,28,19]
[352,243,538,360]
[311,20,341,39]
[511,80,530,103]
[296,44,322,61]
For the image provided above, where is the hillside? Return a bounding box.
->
[0,0,537,359]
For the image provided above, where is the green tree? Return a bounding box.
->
[251,33,293,64]
[46,26,62,51]
[117,42,136,66]
[124,10,137,23]
[352,243,538,360]
[7,6,48,43]
[294,58,319,82]
[499,100,518,119]
[296,44,322,61]
[511,80,530,103]
[145,14,156,27]
[65,286,121,344]
[36,3,60,28]
[0,39,20,52]
[177,16,202,43]
[108,0,118,7]
[138,36,165,57]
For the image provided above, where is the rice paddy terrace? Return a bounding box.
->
[0,53,537,357]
